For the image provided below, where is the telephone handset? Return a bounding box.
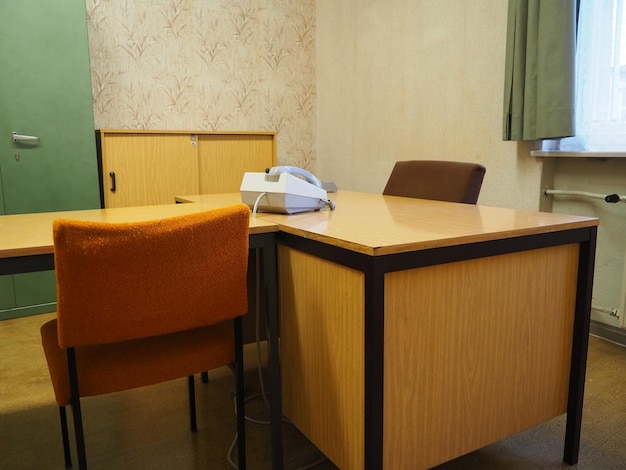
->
[267,166,324,189]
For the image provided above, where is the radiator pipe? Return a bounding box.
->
[544,189,626,203]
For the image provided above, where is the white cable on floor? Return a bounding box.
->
[226,248,328,470]
[227,393,328,469]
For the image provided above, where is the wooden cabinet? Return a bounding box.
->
[96,130,277,208]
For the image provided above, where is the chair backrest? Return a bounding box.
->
[53,204,250,348]
[382,160,486,204]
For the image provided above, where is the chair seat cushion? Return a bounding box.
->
[41,318,235,406]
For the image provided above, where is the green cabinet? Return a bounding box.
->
[0,1,100,320]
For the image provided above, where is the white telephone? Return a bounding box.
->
[240,166,336,215]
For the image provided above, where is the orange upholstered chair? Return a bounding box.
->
[40,204,251,469]
[383,160,486,204]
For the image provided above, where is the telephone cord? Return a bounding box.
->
[226,247,327,469]
[252,192,267,218]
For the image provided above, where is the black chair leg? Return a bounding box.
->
[234,316,246,470]
[188,375,197,432]
[201,371,209,383]
[59,406,72,468]
[67,348,87,470]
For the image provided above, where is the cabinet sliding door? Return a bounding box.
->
[198,134,276,194]
[100,133,200,208]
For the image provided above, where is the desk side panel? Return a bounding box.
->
[383,243,579,469]
[279,246,365,470]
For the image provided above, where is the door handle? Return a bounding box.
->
[12,131,39,143]
[110,172,116,192]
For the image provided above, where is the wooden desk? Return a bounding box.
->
[0,202,284,470]
[180,191,598,469]
[5,193,598,470]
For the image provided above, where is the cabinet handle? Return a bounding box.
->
[109,172,116,192]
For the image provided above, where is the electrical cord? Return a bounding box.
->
[254,251,270,409]
[227,393,328,469]
[323,198,336,210]
[226,248,328,469]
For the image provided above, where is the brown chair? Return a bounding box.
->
[41,204,251,469]
[383,160,486,204]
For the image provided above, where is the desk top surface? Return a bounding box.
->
[177,191,599,255]
[0,191,598,259]
[0,202,277,259]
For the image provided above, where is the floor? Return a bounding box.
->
[1,313,626,469]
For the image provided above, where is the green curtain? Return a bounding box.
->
[503,0,577,141]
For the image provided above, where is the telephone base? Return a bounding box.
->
[240,172,329,214]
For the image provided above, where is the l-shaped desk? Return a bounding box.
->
[1,191,598,470]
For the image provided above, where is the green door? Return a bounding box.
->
[0,1,100,320]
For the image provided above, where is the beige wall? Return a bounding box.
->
[316,0,544,211]
[87,0,546,211]
[86,0,316,171]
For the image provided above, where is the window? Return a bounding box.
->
[558,0,626,151]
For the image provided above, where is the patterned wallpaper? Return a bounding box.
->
[85,0,316,169]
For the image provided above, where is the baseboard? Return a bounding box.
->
[590,319,626,347]
[0,302,56,321]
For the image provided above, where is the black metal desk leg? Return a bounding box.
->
[564,230,596,464]
[263,235,283,469]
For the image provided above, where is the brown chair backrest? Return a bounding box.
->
[53,204,250,348]
[382,160,486,204]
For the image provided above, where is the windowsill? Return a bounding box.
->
[531,150,626,158]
